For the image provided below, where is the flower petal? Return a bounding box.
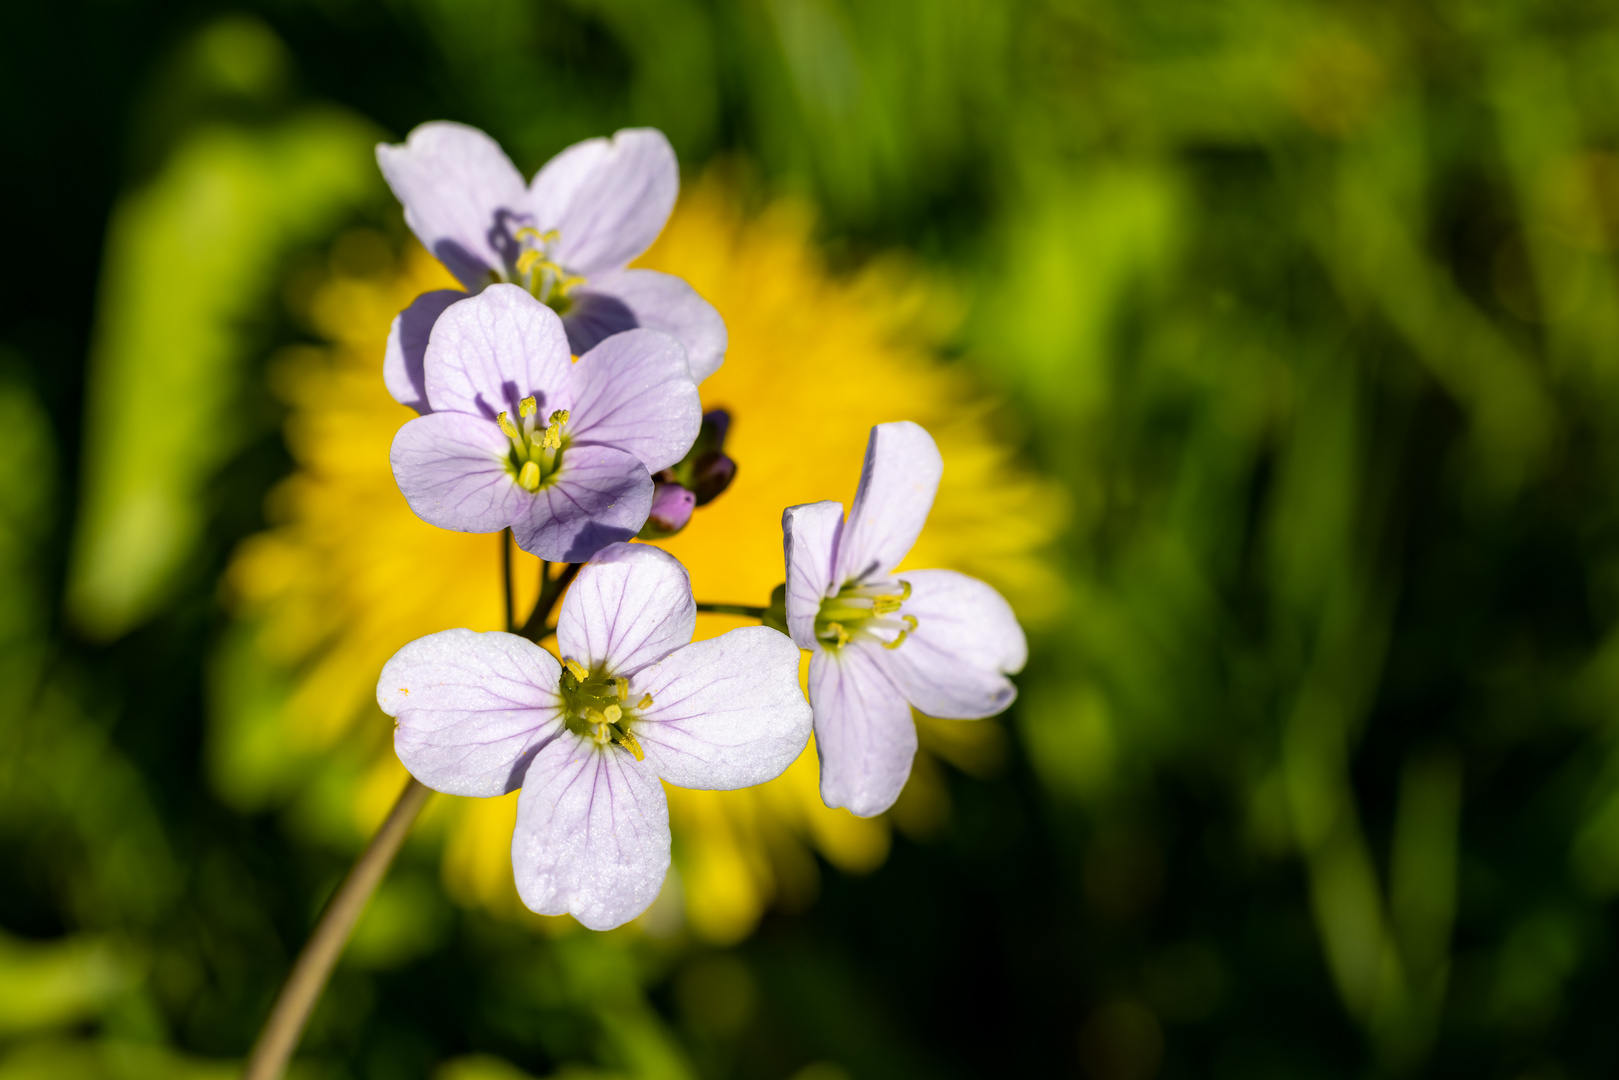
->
[782,501,845,649]
[512,733,671,930]
[881,569,1026,719]
[809,643,917,818]
[423,285,574,420]
[569,269,727,382]
[833,421,943,586]
[391,411,527,533]
[528,128,678,277]
[567,328,701,473]
[378,629,564,797]
[377,122,528,290]
[630,626,812,790]
[556,542,695,676]
[384,289,465,414]
[509,444,653,563]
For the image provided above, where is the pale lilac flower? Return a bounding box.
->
[377,543,811,930]
[390,284,701,561]
[377,122,726,414]
[782,422,1028,817]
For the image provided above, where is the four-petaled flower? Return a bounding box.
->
[389,283,701,561]
[377,122,726,414]
[782,422,1027,817]
[378,542,812,930]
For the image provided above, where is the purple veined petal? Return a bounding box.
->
[879,569,1026,720]
[378,629,565,797]
[384,289,466,414]
[391,412,529,533]
[568,269,727,382]
[511,732,671,930]
[422,285,574,420]
[630,626,812,790]
[528,128,678,277]
[509,444,654,563]
[566,329,701,473]
[833,421,944,586]
[782,501,845,650]
[809,642,918,818]
[376,122,529,291]
[555,542,695,677]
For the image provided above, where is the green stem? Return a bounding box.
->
[242,777,432,1080]
[519,561,581,640]
[501,528,514,633]
[695,602,767,619]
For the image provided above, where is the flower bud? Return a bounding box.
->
[637,481,697,539]
[691,451,736,507]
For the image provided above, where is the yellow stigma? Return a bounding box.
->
[603,703,622,723]
[883,629,910,650]
[514,226,559,245]
[515,248,545,276]
[496,411,520,440]
[563,658,589,681]
[582,706,606,725]
[615,677,629,701]
[517,461,540,491]
[903,615,918,630]
[518,396,537,418]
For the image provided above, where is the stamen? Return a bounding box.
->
[872,596,902,615]
[515,248,545,276]
[637,693,654,710]
[514,226,559,245]
[826,622,850,647]
[883,629,909,650]
[517,461,541,491]
[582,706,606,724]
[615,677,629,701]
[542,409,569,450]
[903,615,918,630]
[617,729,645,761]
[896,580,912,601]
[564,658,589,681]
[496,411,520,441]
[518,396,537,418]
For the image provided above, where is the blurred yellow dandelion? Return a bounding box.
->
[224,169,1063,942]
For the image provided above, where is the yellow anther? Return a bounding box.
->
[517,461,541,491]
[583,706,606,724]
[617,729,645,762]
[883,629,909,650]
[549,409,570,425]
[541,409,569,450]
[615,677,629,701]
[827,622,850,647]
[637,693,654,710]
[873,596,902,615]
[518,396,537,418]
[896,580,912,600]
[903,615,918,630]
[564,658,589,681]
[603,703,622,724]
[496,411,520,440]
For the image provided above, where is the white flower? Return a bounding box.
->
[377,543,811,929]
[783,422,1027,817]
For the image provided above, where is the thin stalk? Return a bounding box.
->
[695,602,767,619]
[242,777,432,1080]
[519,561,581,641]
[501,528,514,632]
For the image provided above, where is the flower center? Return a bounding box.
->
[558,657,652,759]
[496,397,569,492]
[513,226,584,316]
[814,579,917,652]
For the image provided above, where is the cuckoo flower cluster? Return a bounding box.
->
[374,122,1027,929]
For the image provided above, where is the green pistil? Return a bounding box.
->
[498,398,568,492]
[814,580,916,651]
[559,658,651,759]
